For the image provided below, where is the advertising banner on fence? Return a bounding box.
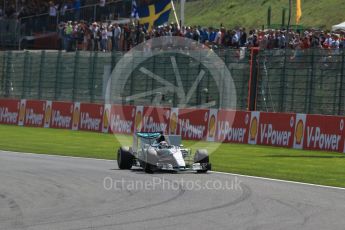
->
[177,108,209,140]
[44,101,52,128]
[0,99,20,125]
[293,114,307,149]
[140,106,171,133]
[134,106,143,132]
[49,101,74,129]
[23,100,46,127]
[78,103,104,132]
[109,105,136,134]
[248,111,260,145]
[72,102,80,131]
[4,97,345,155]
[18,99,26,126]
[102,104,111,133]
[216,110,250,144]
[169,108,179,135]
[207,109,218,142]
[257,112,295,148]
[302,114,345,152]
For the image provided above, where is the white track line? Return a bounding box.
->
[1,150,345,191]
[211,171,345,191]
[0,150,115,162]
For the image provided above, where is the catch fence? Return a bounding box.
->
[0,48,344,115]
[0,49,250,110]
[256,49,345,115]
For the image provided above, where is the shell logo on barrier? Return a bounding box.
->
[103,108,109,130]
[169,112,178,134]
[18,101,26,124]
[208,114,216,138]
[249,117,258,141]
[295,119,304,145]
[44,104,52,126]
[135,110,142,132]
[72,106,80,129]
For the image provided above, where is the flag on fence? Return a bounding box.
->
[137,0,172,31]
[131,0,139,20]
[296,0,302,24]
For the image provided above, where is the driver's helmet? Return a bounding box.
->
[159,141,168,148]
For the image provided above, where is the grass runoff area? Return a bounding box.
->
[174,0,344,29]
[1,125,345,188]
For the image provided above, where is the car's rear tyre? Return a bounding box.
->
[194,149,211,173]
[117,146,134,170]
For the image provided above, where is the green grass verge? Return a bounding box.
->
[172,0,344,30]
[1,124,345,188]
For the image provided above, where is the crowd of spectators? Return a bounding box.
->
[56,20,345,53]
[1,0,345,52]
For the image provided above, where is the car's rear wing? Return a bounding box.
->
[136,132,161,139]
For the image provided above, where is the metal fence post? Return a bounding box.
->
[5,51,12,98]
[54,50,62,100]
[27,52,33,98]
[1,52,6,97]
[307,49,315,114]
[38,50,46,100]
[247,47,260,111]
[207,50,213,107]
[89,51,97,103]
[129,53,135,105]
[338,50,345,115]
[280,50,287,112]
[290,69,296,112]
[239,51,247,109]
[72,51,80,102]
[196,51,202,106]
[21,51,28,99]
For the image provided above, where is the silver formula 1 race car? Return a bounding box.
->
[117,132,211,173]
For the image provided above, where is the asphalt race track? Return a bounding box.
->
[1,151,345,230]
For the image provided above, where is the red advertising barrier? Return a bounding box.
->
[134,106,171,134]
[23,100,47,127]
[216,110,250,144]
[109,104,136,134]
[0,99,20,125]
[77,103,104,132]
[206,109,218,142]
[47,101,74,129]
[177,108,209,140]
[299,114,345,152]
[257,112,296,148]
[3,97,345,154]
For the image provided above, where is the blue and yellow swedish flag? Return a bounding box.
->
[137,0,172,31]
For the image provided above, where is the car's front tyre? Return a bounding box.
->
[194,149,211,173]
